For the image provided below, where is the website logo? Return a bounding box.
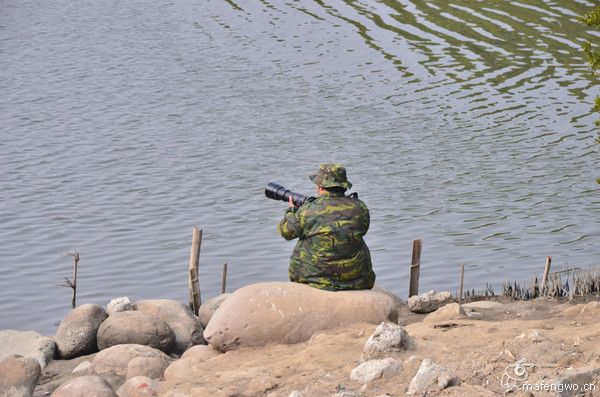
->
[500,358,535,390]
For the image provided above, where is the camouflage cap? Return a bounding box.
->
[309,163,352,190]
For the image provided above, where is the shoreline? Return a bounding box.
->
[2,288,600,396]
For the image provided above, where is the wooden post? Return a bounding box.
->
[222,263,228,294]
[459,263,465,305]
[409,239,422,298]
[188,227,202,315]
[540,255,552,295]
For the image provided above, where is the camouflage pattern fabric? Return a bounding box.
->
[278,190,375,291]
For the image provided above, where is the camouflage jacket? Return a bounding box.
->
[277,190,375,291]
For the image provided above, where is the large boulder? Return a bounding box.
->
[91,344,171,377]
[50,375,117,397]
[0,355,41,397]
[203,282,401,351]
[0,330,55,369]
[132,299,205,355]
[55,303,107,359]
[97,311,175,354]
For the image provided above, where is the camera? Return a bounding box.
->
[265,182,308,207]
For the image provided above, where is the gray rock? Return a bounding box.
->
[407,290,455,313]
[50,375,117,397]
[97,311,175,354]
[116,376,159,397]
[350,358,402,383]
[92,344,171,377]
[107,297,132,316]
[203,282,400,352]
[555,367,600,397]
[0,355,41,397]
[407,358,452,394]
[0,330,55,369]
[55,303,107,359]
[360,322,410,362]
[132,299,205,355]
[197,293,230,328]
[126,356,171,380]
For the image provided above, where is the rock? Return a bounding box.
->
[360,322,410,362]
[92,344,171,377]
[55,303,107,359]
[107,297,133,316]
[350,358,402,383]
[163,358,199,381]
[197,293,230,328]
[0,330,55,369]
[0,355,41,397]
[116,376,159,397]
[407,358,452,394]
[50,375,117,397]
[126,357,170,380]
[555,367,600,397]
[203,282,400,351]
[407,290,455,313]
[423,303,469,323]
[71,361,93,375]
[97,311,175,354]
[180,344,221,361]
[132,299,205,355]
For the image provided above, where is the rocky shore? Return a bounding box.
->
[1,282,600,397]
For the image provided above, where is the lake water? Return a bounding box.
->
[1,0,599,335]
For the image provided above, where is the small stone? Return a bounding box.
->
[360,322,410,362]
[350,358,402,383]
[407,358,452,394]
[107,297,132,315]
[71,361,93,375]
[407,290,455,313]
[423,303,469,323]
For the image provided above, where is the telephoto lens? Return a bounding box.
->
[265,182,308,207]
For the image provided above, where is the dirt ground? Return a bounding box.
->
[35,296,600,397]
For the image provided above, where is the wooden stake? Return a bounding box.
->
[540,255,552,295]
[188,227,202,315]
[459,263,465,305]
[56,252,79,308]
[222,263,228,294]
[409,239,422,298]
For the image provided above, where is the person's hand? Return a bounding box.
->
[288,196,297,208]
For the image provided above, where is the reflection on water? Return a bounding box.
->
[1,0,598,334]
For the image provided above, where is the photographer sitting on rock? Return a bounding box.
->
[277,163,375,291]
